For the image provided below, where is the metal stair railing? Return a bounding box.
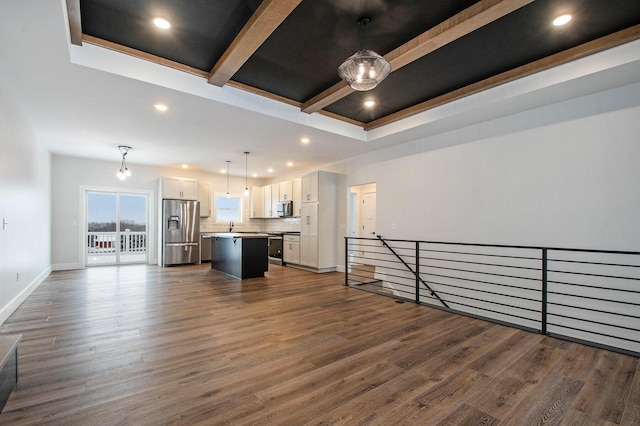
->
[345,236,640,358]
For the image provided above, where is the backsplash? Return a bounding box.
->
[200,216,301,233]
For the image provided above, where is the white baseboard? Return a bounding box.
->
[0,266,51,325]
[52,263,82,271]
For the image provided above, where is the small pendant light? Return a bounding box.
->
[244,151,250,196]
[116,146,132,180]
[225,160,231,198]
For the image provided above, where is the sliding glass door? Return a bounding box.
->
[86,191,148,266]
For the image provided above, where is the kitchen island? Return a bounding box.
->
[210,233,269,279]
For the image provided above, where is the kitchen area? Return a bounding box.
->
[160,171,338,278]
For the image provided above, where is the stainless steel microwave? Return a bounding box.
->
[277,201,293,217]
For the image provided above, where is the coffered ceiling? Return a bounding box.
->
[1,1,639,177]
[71,0,640,129]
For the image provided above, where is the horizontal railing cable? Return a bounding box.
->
[346,236,640,357]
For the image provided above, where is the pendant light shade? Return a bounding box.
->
[243,151,250,196]
[225,160,230,198]
[116,145,132,180]
[338,49,391,91]
[337,18,391,91]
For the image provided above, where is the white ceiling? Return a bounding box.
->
[2,0,640,178]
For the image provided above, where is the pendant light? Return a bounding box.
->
[225,160,230,198]
[337,18,391,91]
[243,152,250,196]
[116,145,132,180]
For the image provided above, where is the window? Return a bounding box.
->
[214,193,243,223]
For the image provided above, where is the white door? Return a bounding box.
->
[361,192,377,238]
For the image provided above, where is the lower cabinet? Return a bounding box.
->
[283,235,300,265]
[300,203,319,268]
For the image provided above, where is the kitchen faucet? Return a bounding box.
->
[229,221,234,232]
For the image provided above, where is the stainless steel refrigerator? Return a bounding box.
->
[162,199,200,266]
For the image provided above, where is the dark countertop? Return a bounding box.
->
[211,232,270,239]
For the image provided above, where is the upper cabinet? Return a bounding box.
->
[263,185,273,218]
[279,181,292,201]
[292,178,302,216]
[162,177,198,200]
[198,182,211,217]
[270,185,280,218]
[250,186,265,218]
[301,172,319,202]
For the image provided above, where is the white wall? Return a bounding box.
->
[50,156,262,270]
[0,82,51,324]
[335,81,640,270]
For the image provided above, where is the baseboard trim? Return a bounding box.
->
[0,266,51,325]
[52,263,82,271]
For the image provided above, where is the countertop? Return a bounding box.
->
[210,232,270,239]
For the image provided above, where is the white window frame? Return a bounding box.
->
[214,192,244,224]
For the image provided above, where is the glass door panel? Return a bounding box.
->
[86,191,148,266]
[119,194,148,264]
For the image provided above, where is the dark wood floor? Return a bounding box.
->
[1,263,638,425]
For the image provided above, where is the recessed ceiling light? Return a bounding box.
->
[287,162,293,167]
[153,103,168,112]
[252,173,258,178]
[364,100,375,108]
[553,14,572,26]
[268,168,274,173]
[153,17,171,29]
[181,164,188,169]
[220,168,226,174]
[301,137,310,144]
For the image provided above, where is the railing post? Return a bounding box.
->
[415,241,420,304]
[541,248,548,335]
[344,237,349,286]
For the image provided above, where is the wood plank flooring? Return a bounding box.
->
[0,263,638,425]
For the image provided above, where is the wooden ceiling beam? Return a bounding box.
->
[65,0,82,46]
[301,0,534,114]
[208,0,302,87]
[364,25,640,131]
[83,35,210,78]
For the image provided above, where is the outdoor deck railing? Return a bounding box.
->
[346,236,640,358]
[87,231,147,255]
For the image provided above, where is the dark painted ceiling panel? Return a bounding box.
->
[77,0,640,126]
[326,0,640,122]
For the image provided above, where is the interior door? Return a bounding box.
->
[361,192,377,238]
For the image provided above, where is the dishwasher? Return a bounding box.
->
[200,234,212,262]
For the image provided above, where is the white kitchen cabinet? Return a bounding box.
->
[283,234,300,265]
[300,203,318,268]
[263,185,272,218]
[198,182,211,217]
[162,177,198,200]
[250,186,264,218]
[270,185,280,217]
[279,181,292,201]
[298,171,337,272]
[301,172,319,202]
[292,178,302,216]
